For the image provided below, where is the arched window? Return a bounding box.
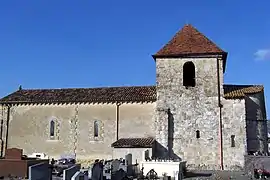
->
[231,135,235,147]
[196,130,200,139]
[183,61,196,87]
[94,120,99,137]
[50,120,55,137]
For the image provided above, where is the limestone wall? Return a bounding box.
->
[155,57,223,170]
[118,103,155,138]
[222,98,246,170]
[0,105,8,157]
[1,102,155,160]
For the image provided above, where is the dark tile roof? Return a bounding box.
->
[154,24,225,57]
[0,86,156,104]
[0,84,264,104]
[111,137,155,148]
[223,84,264,99]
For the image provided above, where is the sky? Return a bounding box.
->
[0,0,269,117]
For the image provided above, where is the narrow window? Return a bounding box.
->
[183,61,196,87]
[231,135,235,147]
[50,120,55,137]
[94,120,99,137]
[196,130,200,139]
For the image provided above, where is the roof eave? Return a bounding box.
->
[152,52,227,60]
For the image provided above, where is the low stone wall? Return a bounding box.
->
[244,155,270,176]
[63,164,81,180]
[28,162,50,180]
[140,161,186,179]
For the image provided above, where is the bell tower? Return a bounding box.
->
[153,24,227,169]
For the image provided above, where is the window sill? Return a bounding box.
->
[46,139,59,142]
[89,139,104,143]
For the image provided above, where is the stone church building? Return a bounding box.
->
[0,24,268,170]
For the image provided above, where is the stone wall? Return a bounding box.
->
[155,57,224,170]
[222,98,246,170]
[0,102,155,160]
[0,105,8,157]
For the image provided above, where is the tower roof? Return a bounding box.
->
[154,24,226,57]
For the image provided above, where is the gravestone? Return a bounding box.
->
[125,154,132,165]
[88,164,93,179]
[111,159,121,173]
[71,171,88,180]
[5,148,23,159]
[119,163,127,172]
[103,161,112,179]
[112,168,128,180]
[146,169,158,179]
[92,162,103,180]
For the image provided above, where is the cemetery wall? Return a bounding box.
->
[3,102,155,160]
[112,147,152,164]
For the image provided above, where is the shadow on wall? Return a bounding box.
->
[245,96,268,154]
[153,141,181,160]
[153,109,181,160]
[168,109,175,159]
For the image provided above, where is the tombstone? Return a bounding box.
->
[112,169,128,180]
[144,150,150,161]
[88,164,93,180]
[103,161,111,173]
[5,148,23,160]
[92,161,103,180]
[103,161,112,180]
[111,159,121,173]
[71,171,88,180]
[125,154,132,166]
[119,163,127,172]
[146,169,158,179]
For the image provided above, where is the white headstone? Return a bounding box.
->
[125,153,132,165]
[71,171,88,180]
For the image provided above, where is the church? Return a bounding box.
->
[0,24,268,170]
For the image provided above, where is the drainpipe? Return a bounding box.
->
[5,104,10,151]
[217,57,224,170]
[116,102,121,141]
[0,105,4,157]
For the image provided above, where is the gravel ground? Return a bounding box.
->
[184,170,252,180]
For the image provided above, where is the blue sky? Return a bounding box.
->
[0,0,269,116]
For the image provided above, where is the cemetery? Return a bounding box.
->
[0,148,253,179]
[0,147,188,180]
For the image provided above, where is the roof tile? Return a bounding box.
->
[111,137,155,148]
[0,86,156,104]
[223,84,264,99]
[0,84,264,104]
[155,24,225,57]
